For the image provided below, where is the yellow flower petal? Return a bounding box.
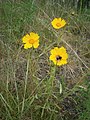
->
[22,34,30,43]
[50,47,58,54]
[61,19,66,27]
[22,32,40,49]
[24,43,32,49]
[51,18,66,29]
[33,41,39,48]
[58,47,68,59]
[57,60,67,66]
[30,32,40,40]
[49,46,68,66]
[49,55,55,61]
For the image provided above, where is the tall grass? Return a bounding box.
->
[0,0,90,120]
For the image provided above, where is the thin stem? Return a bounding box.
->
[46,65,56,95]
[21,51,30,116]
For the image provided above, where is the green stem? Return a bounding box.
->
[46,65,56,95]
[21,50,30,116]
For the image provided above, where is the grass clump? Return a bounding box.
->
[1,0,36,44]
[78,75,90,120]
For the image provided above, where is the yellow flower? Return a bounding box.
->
[22,32,40,49]
[49,47,68,66]
[51,18,66,29]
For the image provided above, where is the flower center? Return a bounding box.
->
[29,39,34,44]
[56,23,61,27]
[56,56,62,61]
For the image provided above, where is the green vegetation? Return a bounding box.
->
[0,0,90,120]
[78,75,90,120]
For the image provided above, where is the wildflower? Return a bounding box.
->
[49,47,68,66]
[51,18,66,29]
[22,32,40,49]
